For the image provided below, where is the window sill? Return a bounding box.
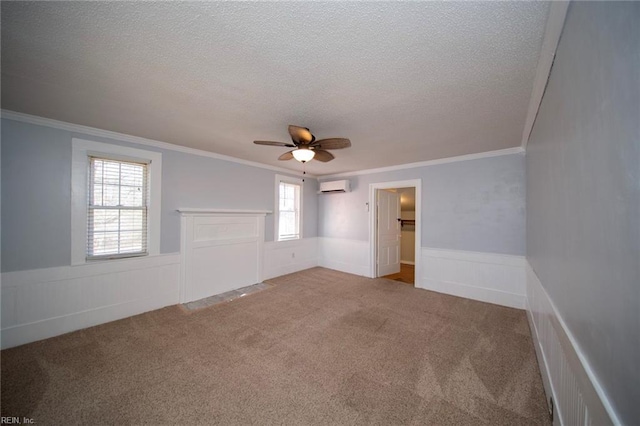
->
[277,237,301,243]
[71,251,162,267]
[86,252,149,262]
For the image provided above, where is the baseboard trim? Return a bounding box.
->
[525,261,617,425]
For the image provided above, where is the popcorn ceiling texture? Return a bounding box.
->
[1,2,549,175]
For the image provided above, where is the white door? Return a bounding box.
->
[377,189,401,277]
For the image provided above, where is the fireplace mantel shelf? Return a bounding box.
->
[177,208,272,215]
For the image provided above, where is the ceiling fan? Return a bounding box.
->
[254,125,351,163]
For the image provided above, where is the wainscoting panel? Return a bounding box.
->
[419,247,526,309]
[263,238,318,280]
[1,254,181,349]
[317,237,370,277]
[526,263,614,426]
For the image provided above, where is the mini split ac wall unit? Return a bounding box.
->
[318,179,350,193]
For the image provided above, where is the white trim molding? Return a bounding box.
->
[419,247,526,309]
[1,109,313,178]
[71,138,162,265]
[274,174,304,242]
[2,109,526,180]
[320,147,524,180]
[521,1,569,149]
[1,254,181,349]
[526,262,618,425]
[369,179,422,281]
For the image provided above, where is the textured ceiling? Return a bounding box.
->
[1,2,549,175]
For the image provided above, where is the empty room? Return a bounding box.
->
[1,1,637,425]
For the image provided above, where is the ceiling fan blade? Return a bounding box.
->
[288,125,315,145]
[312,149,335,162]
[311,138,351,150]
[254,140,296,147]
[278,151,294,161]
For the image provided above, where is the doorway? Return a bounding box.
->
[369,179,422,287]
[381,188,416,284]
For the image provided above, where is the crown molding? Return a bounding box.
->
[2,109,525,181]
[318,147,525,180]
[0,109,316,179]
[521,1,570,150]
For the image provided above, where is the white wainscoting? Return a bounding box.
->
[0,254,181,349]
[526,262,615,426]
[419,247,526,309]
[317,237,370,277]
[263,238,318,280]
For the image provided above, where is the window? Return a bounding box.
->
[87,157,148,259]
[72,139,162,265]
[275,175,302,241]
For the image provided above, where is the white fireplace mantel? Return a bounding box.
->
[178,209,270,303]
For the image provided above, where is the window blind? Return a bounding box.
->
[278,181,300,240]
[87,157,149,259]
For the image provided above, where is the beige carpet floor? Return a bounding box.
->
[1,267,550,425]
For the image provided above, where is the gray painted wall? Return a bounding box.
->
[1,119,318,272]
[2,120,72,271]
[319,152,525,255]
[526,3,639,423]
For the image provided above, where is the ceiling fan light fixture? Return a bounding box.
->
[292,148,315,163]
[254,125,350,163]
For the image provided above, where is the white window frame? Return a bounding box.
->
[274,174,303,242]
[71,138,162,265]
